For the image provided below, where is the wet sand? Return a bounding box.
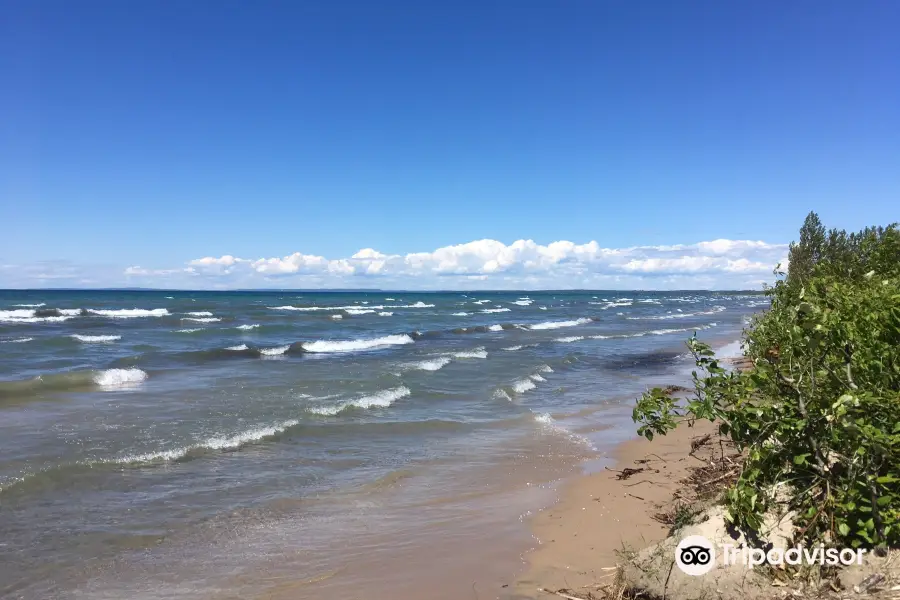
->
[512,418,720,598]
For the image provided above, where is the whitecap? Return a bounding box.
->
[589,301,632,309]
[345,308,375,315]
[0,315,73,324]
[94,368,148,387]
[493,389,513,401]
[109,419,300,464]
[176,328,203,333]
[331,315,343,320]
[0,309,37,319]
[88,308,169,318]
[270,301,431,312]
[404,357,451,371]
[488,324,503,332]
[555,336,584,343]
[236,324,260,330]
[512,299,533,306]
[307,386,411,415]
[1,337,33,343]
[378,311,393,316]
[528,318,591,330]
[301,334,414,354]
[452,312,469,316]
[226,344,249,351]
[182,317,221,323]
[481,308,510,313]
[71,334,121,343]
[11,303,45,308]
[512,378,536,394]
[184,311,213,317]
[451,348,487,359]
[260,345,290,356]
[627,306,726,321]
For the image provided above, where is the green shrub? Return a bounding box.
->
[633,214,900,549]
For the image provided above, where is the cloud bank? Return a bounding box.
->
[1,238,788,290]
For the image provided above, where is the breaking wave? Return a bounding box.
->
[87,308,169,318]
[307,386,411,416]
[301,334,414,354]
[404,357,451,371]
[627,306,726,320]
[94,368,148,387]
[70,335,121,343]
[269,301,433,312]
[107,419,302,465]
[260,345,291,356]
[528,318,592,330]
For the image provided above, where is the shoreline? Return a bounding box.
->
[511,417,721,598]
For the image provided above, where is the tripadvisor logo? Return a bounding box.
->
[675,535,868,576]
[675,535,716,576]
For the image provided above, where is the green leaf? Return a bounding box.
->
[838,523,850,536]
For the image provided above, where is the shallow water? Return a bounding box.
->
[0,290,765,598]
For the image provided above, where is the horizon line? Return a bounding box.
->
[0,287,768,293]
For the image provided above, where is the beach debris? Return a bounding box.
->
[605,467,645,480]
[853,573,885,594]
[689,433,712,455]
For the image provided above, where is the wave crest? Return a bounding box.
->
[301,334,414,354]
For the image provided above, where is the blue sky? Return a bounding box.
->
[2,1,898,289]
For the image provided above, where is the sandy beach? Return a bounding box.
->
[512,417,721,598]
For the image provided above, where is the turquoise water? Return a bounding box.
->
[0,290,765,598]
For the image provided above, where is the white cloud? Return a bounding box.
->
[187,255,245,267]
[175,237,787,289]
[0,237,788,290]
